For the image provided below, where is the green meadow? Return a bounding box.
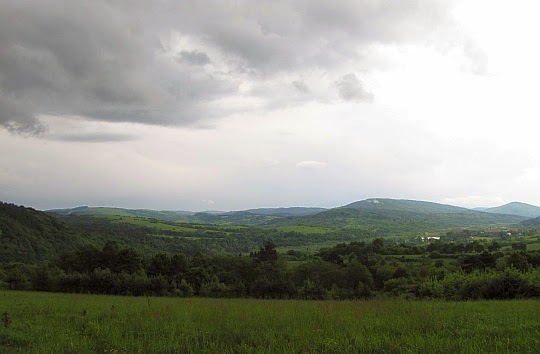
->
[275,226,332,234]
[1,291,539,353]
[93,215,201,233]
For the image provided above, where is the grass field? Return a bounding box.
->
[94,215,218,233]
[527,242,540,251]
[1,291,539,353]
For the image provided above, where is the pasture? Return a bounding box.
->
[1,291,539,353]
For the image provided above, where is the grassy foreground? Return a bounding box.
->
[1,291,539,353]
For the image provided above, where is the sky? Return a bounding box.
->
[1,0,540,211]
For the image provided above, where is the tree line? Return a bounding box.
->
[2,239,540,300]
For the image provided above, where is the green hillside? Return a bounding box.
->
[2,202,349,262]
[243,207,326,216]
[48,206,191,222]
[178,211,279,225]
[48,206,326,224]
[482,202,540,218]
[344,198,485,214]
[5,198,530,264]
[522,216,540,227]
[47,199,527,238]
[269,199,525,236]
[0,202,90,263]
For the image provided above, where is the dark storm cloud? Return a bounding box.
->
[336,74,373,103]
[0,0,454,135]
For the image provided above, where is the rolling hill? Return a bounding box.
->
[47,199,526,234]
[344,198,481,214]
[0,202,91,263]
[268,198,525,236]
[243,207,326,216]
[47,206,192,221]
[48,206,326,224]
[521,216,540,227]
[480,202,540,218]
[2,202,353,261]
[1,198,533,263]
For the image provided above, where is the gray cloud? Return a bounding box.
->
[168,1,452,73]
[0,0,239,133]
[0,0,456,134]
[176,50,211,66]
[0,95,45,135]
[336,74,373,102]
[292,80,309,93]
[47,132,137,143]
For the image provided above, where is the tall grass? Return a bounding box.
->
[1,290,539,353]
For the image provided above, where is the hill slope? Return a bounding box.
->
[481,202,540,218]
[48,206,192,221]
[268,199,525,236]
[0,202,90,263]
[49,206,327,225]
[521,216,540,227]
[344,198,484,214]
[243,207,326,216]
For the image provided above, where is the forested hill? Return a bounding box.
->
[344,198,486,214]
[268,199,525,235]
[481,202,540,218]
[46,199,526,232]
[243,207,326,216]
[179,208,325,225]
[0,202,89,263]
[47,206,326,224]
[522,216,540,227]
[47,206,191,222]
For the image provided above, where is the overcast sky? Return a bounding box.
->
[1,0,540,211]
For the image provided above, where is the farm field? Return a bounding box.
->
[527,242,540,251]
[1,291,539,353]
[93,215,202,233]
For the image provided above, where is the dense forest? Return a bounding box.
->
[2,238,540,301]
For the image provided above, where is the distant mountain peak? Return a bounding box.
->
[343,198,474,214]
[506,201,534,206]
[482,201,540,218]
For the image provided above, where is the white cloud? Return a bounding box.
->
[336,74,373,102]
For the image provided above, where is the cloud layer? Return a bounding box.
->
[1,0,454,135]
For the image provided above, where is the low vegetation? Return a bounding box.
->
[3,238,540,301]
[1,291,539,353]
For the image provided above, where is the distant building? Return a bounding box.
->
[422,236,441,242]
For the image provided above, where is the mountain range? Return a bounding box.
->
[264,198,526,234]
[45,199,538,227]
[47,206,327,225]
